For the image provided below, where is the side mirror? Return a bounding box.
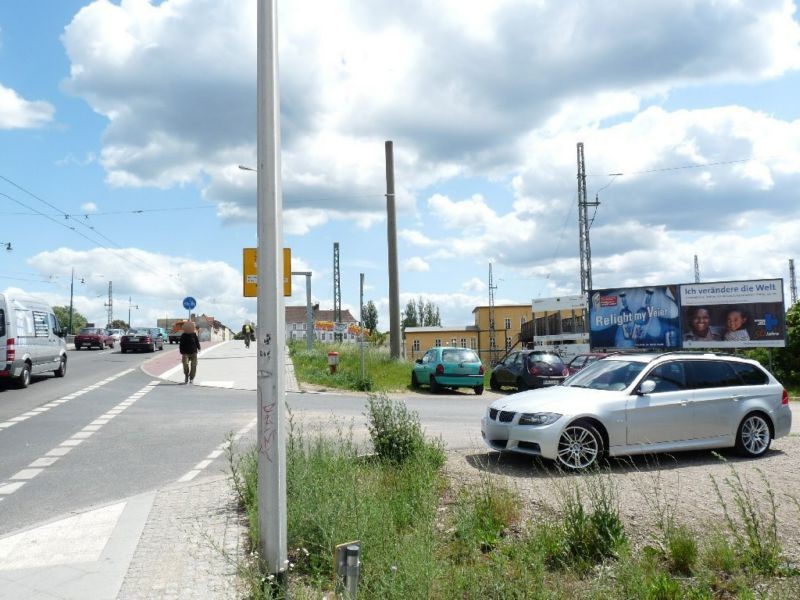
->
[638,380,657,395]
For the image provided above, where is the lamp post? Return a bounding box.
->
[128,297,139,329]
[68,269,86,334]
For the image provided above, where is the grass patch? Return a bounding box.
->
[229,404,800,598]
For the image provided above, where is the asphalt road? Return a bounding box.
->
[0,347,255,536]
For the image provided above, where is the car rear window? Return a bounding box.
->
[527,353,565,367]
[442,349,480,363]
[79,328,100,334]
[686,360,741,389]
[730,362,769,385]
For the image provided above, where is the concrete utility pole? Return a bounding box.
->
[385,141,401,358]
[790,259,797,306]
[694,255,701,283]
[292,271,313,351]
[256,0,287,584]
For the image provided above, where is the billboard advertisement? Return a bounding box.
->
[680,279,785,349]
[589,285,681,350]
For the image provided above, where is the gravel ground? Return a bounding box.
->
[444,433,800,563]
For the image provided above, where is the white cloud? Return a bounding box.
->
[403,256,430,272]
[0,83,54,129]
[462,277,486,292]
[81,202,98,214]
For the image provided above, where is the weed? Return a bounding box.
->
[451,472,520,557]
[364,393,427,464]
[710,466,782,575]
[665,524,697,576]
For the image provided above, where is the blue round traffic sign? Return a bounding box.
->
[183,296,197,310]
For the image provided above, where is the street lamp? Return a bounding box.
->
[128,296,139,329]
[68,269,86,334]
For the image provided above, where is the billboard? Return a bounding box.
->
[589,285,681,350]
[680,279,785,349]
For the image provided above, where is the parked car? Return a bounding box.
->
[74,327,114,350]
[490,350,568,391]
[121,328,165,353]
[481,352,793,471]
[566,352,615,375]
[411,346,485,395]
[0,292,67,388]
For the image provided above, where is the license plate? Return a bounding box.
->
[543,379,559,385]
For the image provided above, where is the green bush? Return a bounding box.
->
[364,393,426,464]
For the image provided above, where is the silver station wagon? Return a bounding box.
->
[481,352,792,470]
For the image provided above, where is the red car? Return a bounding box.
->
[566,352,614,375]
[74,327,114,350]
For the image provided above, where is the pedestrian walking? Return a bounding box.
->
[179,320,201,384]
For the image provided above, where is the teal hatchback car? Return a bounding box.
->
[411,347,485,395]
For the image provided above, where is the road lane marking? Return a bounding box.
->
[0,381,160,498]
[0,368,135,433]
[177,418,255,483]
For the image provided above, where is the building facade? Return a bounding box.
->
[285,304,364,343]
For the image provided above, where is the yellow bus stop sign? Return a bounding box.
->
[243,247,291,297]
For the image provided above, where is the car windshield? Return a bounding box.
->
[564,359,646,391]
[441,349,480,363]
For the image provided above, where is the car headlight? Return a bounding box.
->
[518,412,562,426]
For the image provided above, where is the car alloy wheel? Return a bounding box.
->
[556,422,602,470]
[736,413,772,457]
[54,356,66,378]
[17,363,32,389]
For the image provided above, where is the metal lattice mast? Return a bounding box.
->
[333,242,341,337]
[576,143,595,295]
[694,255,701,283]
[790,258,797,306]
[488,263,497,364]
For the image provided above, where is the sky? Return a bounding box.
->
[2,0,800,332]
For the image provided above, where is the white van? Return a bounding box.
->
[0,293,67,388]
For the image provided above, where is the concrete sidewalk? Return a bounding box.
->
[0,340,294,599]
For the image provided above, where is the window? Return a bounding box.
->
[547,313,559,335]
[292,323,297,330]
[460,338,467,348]
[451,338,457,346]
[435,338,442,347]
[730,362,768,385]
[504,317,511,329]
[48,312,59,335]
[647,361,688,393]
[562,317,574,333]
[33,311,49,337]
[470,337,477,349]
[489,319,495,329]
[505,336,512,350]
[686,361,741,389]
[412,339,420,351]
[489,337,496,349]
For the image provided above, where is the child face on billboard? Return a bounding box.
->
[726,310,747,332]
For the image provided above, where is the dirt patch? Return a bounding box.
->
[444,434,800,562]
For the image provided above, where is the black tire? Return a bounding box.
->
[490,374,500,391]
[54,356,66,378]
[16,363,31,389]
[556,421,603,470]
[411,371,420,388]
[516,377,529,392]
[75,344,81,350]
[475,384,484,395]
[121,348,127,354]
[735,413,772,457]
[429,375,441,394]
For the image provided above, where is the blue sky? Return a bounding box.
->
[2,0,800,331]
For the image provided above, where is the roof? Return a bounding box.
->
[285,306,357,323]
[471,304,531,313]
[404,325,479,333]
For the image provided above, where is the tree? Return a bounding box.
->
[53,305,87,334]
[402,296,442,329]
[110,319,129,330]
[362,300,379,332]
[402,300,418,330]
